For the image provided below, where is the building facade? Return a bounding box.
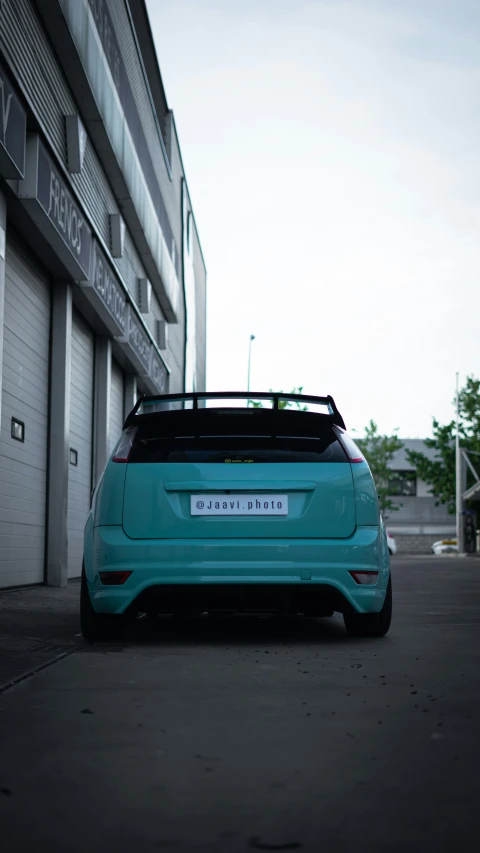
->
[0,0,206,588]
[385,440,455,553]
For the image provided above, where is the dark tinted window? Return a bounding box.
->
[129,427,348,463]
[388,470,417,496]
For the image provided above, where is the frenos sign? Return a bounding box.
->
[81,240,126,337]
[18,135,91,280]
[45,153,85,262]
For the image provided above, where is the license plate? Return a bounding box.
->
[190,494,288,516]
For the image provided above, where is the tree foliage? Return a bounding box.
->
[250,387,308,411]
[405,376,480,514]
[356,421,403,516]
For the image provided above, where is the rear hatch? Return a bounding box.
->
[121,407,356,539]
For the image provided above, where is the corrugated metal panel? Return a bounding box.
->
[0,0,68,164]
[109,359,124,454]
[67,311,94,579]
[0,238,50,588]
[107,0,181,259]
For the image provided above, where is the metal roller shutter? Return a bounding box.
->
[67,312,94,579]
[0,240,50,588]
[109,359,124,455]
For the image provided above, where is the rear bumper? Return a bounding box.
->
[84,525,390,615]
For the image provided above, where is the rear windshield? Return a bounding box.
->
[128,426,348,463]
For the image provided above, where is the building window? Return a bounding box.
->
[11,418,25,442]
[388,471,417,497]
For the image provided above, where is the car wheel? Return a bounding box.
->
[80,565,125,641]
[343,577,392,638]
[388,548,393,556]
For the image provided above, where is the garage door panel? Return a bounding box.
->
[0,532,45,550]
[1,404,49,442]
[1,381,49,421]
[68,312,94,579]
[3,316,49,347]
[70,395,93,420]
[3,306,50,355]
[4,273,50,320]
[0,464,48,496]
[2,357,49,394]
[2,342,50,388]
[0,430,49,471]
[6,243,49,279]
[0,504,46,527]
[0,545,47,563]
[0,521,48,540]
[0,469,47,496]
[2,370,50,414]
[68,441,91,467]
[3,297,49,351]
[0,537,45,556]
[0,443,47,473]
[0,242,50,587]
[68,511,89,531]
[0,568,46,588]
[68,470,91,490]
[0,479,49,509]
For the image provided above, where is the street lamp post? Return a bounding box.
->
[247,334,255,404]
[456,372,465,554]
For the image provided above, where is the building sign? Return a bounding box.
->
[150,350,168,394]
[80,241,126,336]
[127,308,151,374]
[117,305,151,376]
[37,142,91,277]
[19,135,92,281]
[0,62,26,179]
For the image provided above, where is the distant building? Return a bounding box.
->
[385,440,455,553]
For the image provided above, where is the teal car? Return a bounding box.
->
[80,392,392,640]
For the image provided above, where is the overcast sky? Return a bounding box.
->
[146,0,480,438]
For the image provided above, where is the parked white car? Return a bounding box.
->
[431,538,458,555]
[386,531,397,556]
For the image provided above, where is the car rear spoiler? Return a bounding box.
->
[123,392,346,430]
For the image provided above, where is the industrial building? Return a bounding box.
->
[0,0,206,587]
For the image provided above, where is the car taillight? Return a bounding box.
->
[349,571,379,585]
[387,532,393,539]
[112,426,138,463]
[99,571,132,585]
[335,430,365,464]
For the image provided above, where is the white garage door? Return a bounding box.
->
[67,311,94,579]
[0,240,50,588]
[109,359,124,456]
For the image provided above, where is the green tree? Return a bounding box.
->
[250,387,308,411]
[405,376,480,514]
[356,421,403,516]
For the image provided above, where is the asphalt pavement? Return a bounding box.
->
[0,556,479,852]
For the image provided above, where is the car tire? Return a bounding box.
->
[343,576,392,638]
[80,565,125,641]
[388,548,393,556]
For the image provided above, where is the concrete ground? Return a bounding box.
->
[0,556,479,852]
